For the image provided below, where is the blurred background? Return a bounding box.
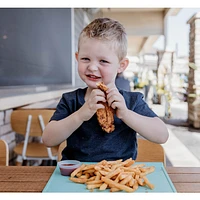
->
[1,6,200,167]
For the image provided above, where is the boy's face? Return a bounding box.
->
[76,37,128,89]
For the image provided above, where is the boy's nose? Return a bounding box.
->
[88,62,98,71]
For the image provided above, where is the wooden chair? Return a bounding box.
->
[11,109,58,165]
[57,139,165,166]
[0,139,9,166]
[136,138,166,166]
[58,140,67,161]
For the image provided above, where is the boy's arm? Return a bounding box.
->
[42,88,106,147]
[106,87,168,144]
[42,109,84,147]
[121,110,169,144]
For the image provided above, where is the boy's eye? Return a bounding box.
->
[81,58,90,61]
[100,60,109,64]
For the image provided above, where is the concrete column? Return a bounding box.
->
[187,12,200,128]
[164,16,171,51]
[164,8,181,52]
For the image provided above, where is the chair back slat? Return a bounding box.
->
[11,109,55,137]
[136,138,166,166]
[0,139,9,166]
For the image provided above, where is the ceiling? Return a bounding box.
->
[94,8,181,57]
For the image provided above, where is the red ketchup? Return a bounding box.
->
[62,164,74,166]
[58,160,81,176]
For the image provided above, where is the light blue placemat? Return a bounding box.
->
[43,162,176,193]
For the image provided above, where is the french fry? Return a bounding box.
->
[135,174,140,180]
[119,173,129,181]
[133,182,139,191]
[70,164,86,177]
[99,170,109,176]
[69,158,155,193]
[102,176,135,192]
[87,176,95,181]
[140,166,155,176]
[107,159,123,165]
[94,171,101,181]
[132,164,145,168]
[128,177,135,187]
[102,166,112,172]
[122,158,133,166]
[76,171,82,177]
[143,176,155,190]
[137,178,145,186]
[69,177,88,184]
[120,167,136,173]
[119,175,132,185]
[134,168,142,175]
[94,165,102,171]
[86,180,103,185]
[99,183,108,190]
[110,187,120,192]
[79,174,90,179]
[111,164,121,171]
[82,169,95,174]
[124,159,135,167]
[106,168,121,179]
[98,160,107,165]
[87,183,102,190]
[83,164,96,170]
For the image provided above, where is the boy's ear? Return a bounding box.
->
[117,58,129,73]
[75,52,79,61]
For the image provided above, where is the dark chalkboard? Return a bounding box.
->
[0,8,72,86]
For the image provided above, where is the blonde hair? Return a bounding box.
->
[78,18,127,61]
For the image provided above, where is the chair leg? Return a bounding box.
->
[40,160,56,166]
[48,160,53,166]
[52,160,57,166]
[15,155,23,166]
[41,160,47,166]
[34,160,42,166]
[15,161,23,166]
[22,160,28,166]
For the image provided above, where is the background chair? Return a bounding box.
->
[136,138,166,166]
[11,109,58,166]
[0,139,9,166]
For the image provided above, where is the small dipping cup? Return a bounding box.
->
[58,160,81,176]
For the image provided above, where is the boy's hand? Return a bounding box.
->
[106,86,128,119]
[78,89,106,121]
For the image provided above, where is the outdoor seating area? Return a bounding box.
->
[1,7,200,195]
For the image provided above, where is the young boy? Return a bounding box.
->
[42,18,169,162]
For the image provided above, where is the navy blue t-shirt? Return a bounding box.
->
[50,87,157,162]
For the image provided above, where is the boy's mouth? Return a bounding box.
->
[86,74,101,80]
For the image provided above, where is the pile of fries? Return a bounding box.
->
[69,158,155,192]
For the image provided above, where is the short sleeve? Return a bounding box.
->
[133,92,157,117]
[50,94,71,121]
[49,88,86,122]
